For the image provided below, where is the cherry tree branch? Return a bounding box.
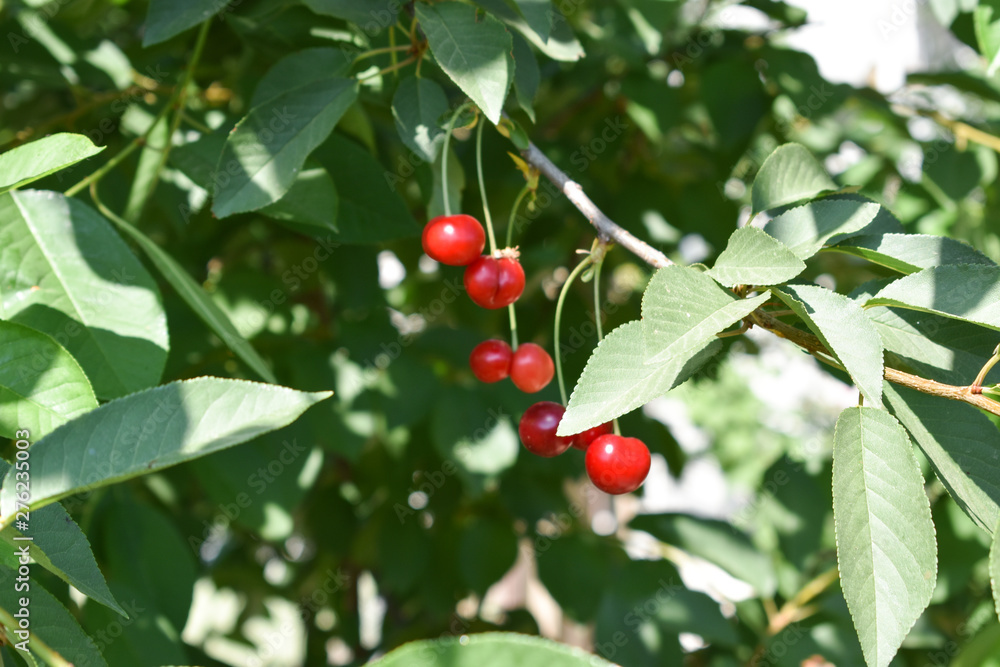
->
[517,136,1000,418]
[518,142,673,268]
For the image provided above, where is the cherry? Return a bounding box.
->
[509,343,554,393]
[585,434,651,495]
[518,401,574,457]
[469,339,513,383]
[464,252,525,309]
[422,214,485,266]
[572,421,613,451]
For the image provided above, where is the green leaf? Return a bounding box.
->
[886,384,1000,534]
[991,516,1000,620]
[833,406,937,667]
[866,265,1000,332]
[211,77,358,218]
[0,502,124,616]
[512,0,553,42]
[312,134,420,243]
[458,519,518,594]
[750,143,838,215]
[0,565,108,666]
[0,320,97,440]
[0,191,168,400]
[300,0,401,31]
[630,513,777,597]
[975,2,1000,76]
[706,226,806,287]
[641,265,770,364]
[121,114,170,222]
[259,160,339,232]
[826,233,995,273]
[370,632,614,667]
[432,386,518,481]
[511,32,540,122]
[251,49,355,108]
[0,378,331,515]
[762,198,881,260]
[415,3,514,124]
[392,77,449,163]
[474,0,584,61]
[101,205,278,383]
[775,285,884,407]
[558,321,722,436]
[143,0,227,46]
[0,134,104,194]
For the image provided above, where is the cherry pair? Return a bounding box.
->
[422,214,525,309]
[518,402,650,495]
[469,340,553,393]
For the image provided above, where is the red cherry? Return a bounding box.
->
[422,214,485,266]
[518,401,574,457]
[585,434,651,494]
[572,422,613,451]
[469,339,513,383]
[509,343,554,393]
[464,253,525,309]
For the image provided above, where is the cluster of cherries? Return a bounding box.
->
[421,213,651,495]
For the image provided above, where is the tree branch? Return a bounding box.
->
[518,136,1000,419]
[518,142,673,268]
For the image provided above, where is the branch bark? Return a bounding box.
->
[517,136,1000,419]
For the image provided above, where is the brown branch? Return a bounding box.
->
[518,142,673,268]
[752,311,1000,418]
[518,136,1000,418]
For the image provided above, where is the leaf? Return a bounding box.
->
[211,77,358,218]
[866,265,1000,332]
[143,0,227,46]
[0,501,124,616]
[300,0,401,31]
[762,198,881,261]
[992,519,1000,621]
[392,77,449,163]
[0,378,332,515]
[885,384,1000,535]
[751,143,838,215]
[415,3,514,124]
[474,0,584,61]
[458,519,518,594]
[975,2,1000,76]
[826,233,996,273]
[312,134,420,243]
[775,285,884,407]
[0,565,108,666]
[511,32,540,122]
[251,48,355,108]
[0,134,104,193]
[706,226,806,287]
[370,632,614,667]
[0,320,97,440]
[630,513,777,596]
[0,191,168,400]
[258,160,339,232]
[512,0,553,42]
[101,203,278,383]
[557,321,722,436]
[833,406,937,667]
[641,265,770,364]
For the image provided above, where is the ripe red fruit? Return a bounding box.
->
[422,214,485,266]
[518,401,574,457]
[572,422,613,451]
[585,434,651,494]
[464,253,525,309]
[509,343,554,393]
[469,339,513,383]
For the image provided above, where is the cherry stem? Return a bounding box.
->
[354,44,411,62]
[554,255,594,406]
[475,118,498,253]
[972,343,1000,394]
[356,55,417,82]
[440,101,473,217]
[506,183,531,249]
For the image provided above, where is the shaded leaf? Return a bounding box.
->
[0,134,104,193]
[706,225,806,287]
[775,285,884,406]
[762,198,881,261]
[143,0,227,46]
[751,143,837,215]
[0,378,331,515]
[833,406,937,667]
[0,191,167,399]
[415,3,514,124]
[392,77,449,163]
[511,32,540,122]
[866,265,1000,332]
[259,160,339,232]
[250,48,355,107]
[370,632,614,667]
[300,0,400,31]
[827,233,995,273]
